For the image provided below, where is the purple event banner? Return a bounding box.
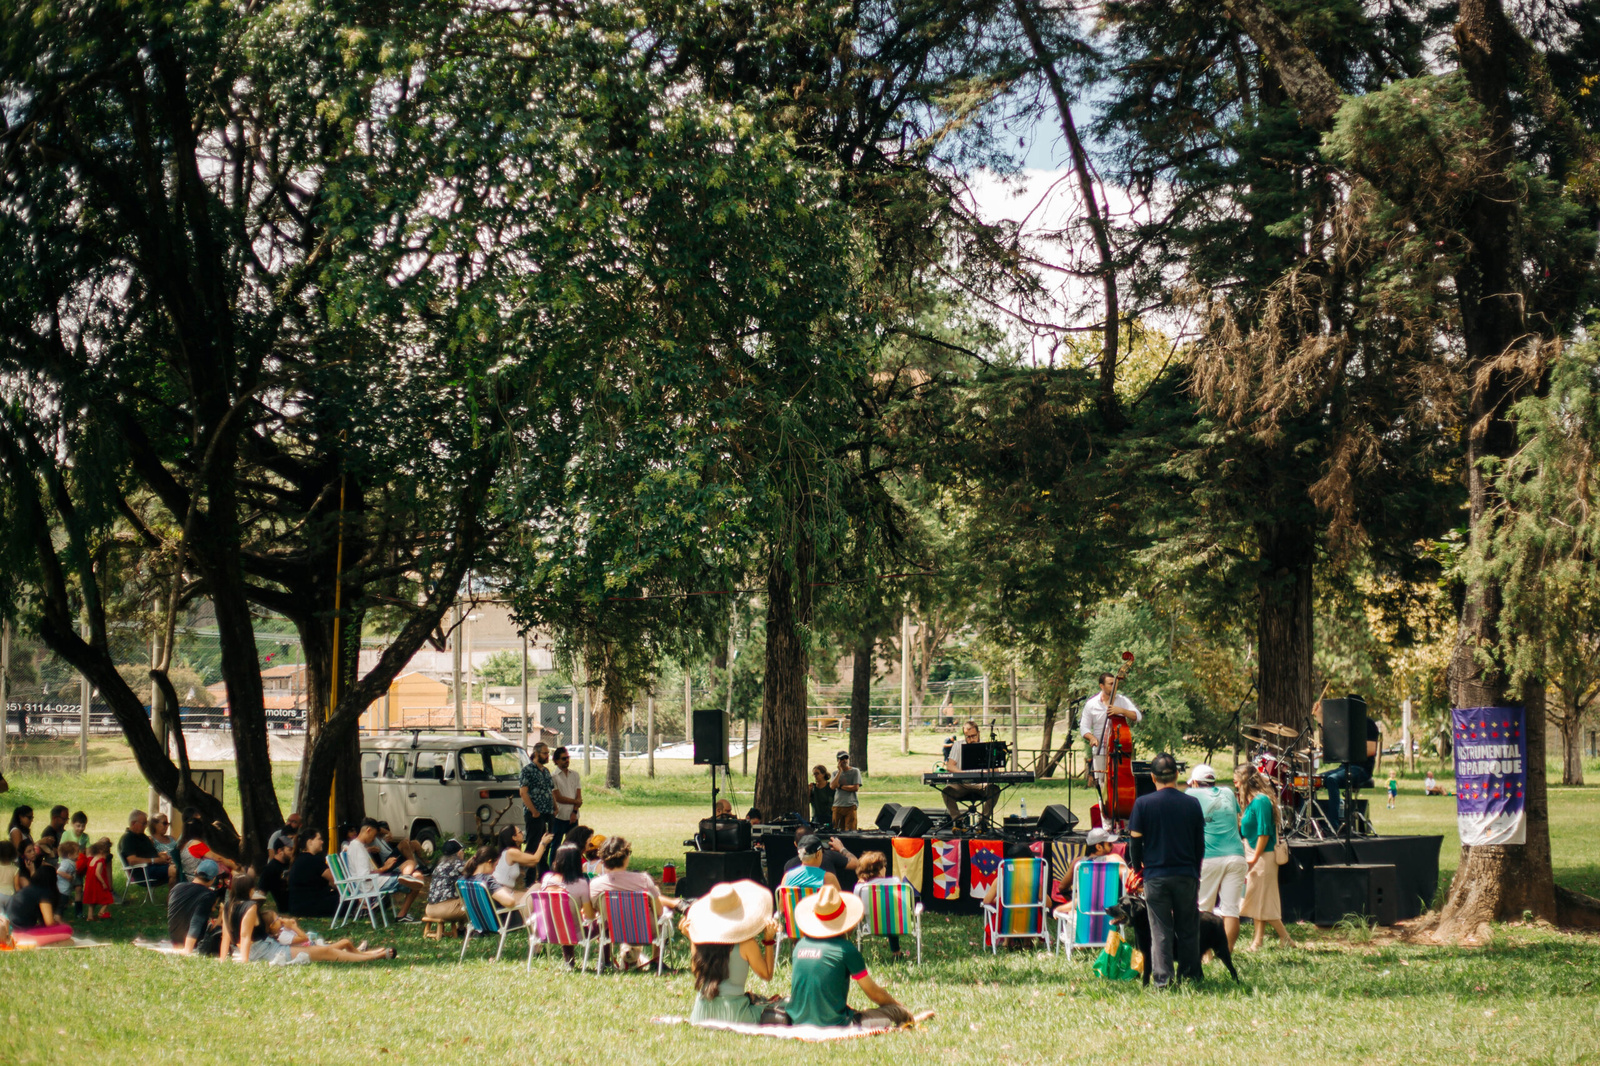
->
[1452,705,1527,846]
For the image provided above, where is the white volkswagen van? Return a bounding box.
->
[359,732,529,845]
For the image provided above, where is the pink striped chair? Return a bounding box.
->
[594,889,672,975]
[774,884,820,965]
[525,888,592,971]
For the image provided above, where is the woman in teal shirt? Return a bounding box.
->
[1235,766,1293,950]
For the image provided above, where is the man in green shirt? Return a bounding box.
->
[784,885,911,1029]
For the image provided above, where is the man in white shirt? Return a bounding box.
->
[344,819,426,922]
[941,720,999,829]
[550,746,583,843]
[1080,673,1142,786]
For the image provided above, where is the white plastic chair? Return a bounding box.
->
[327,851,390,930]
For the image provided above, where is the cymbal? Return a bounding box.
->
[1253,722,1302,738]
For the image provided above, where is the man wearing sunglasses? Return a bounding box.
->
[550,746,583,844]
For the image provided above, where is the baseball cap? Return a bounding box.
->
[1086,827,1117,848]
[196,859,220,880]
[1187,763,1216,786]
[797,834,823,857]
[440,839,463,856]
[835,750,849,760]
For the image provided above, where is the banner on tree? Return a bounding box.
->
[1453,705,1527,846]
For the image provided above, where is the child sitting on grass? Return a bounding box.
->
[84,838,115,920]
[54,840,84,919]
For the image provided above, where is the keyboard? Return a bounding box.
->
[922,771,1036,786]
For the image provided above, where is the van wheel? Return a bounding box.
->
[413,823,439,848]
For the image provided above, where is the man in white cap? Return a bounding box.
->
[783,884,911,1029]
[1188,763,1247,950]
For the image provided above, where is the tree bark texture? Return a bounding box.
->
[1038,694,1061,776]
[849,635,874,773]
[754,538,814,820]
[1254,518,1315,731]
[1556,711,1586,787]
[1218,0,1344,130]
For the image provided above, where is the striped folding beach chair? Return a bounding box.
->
[1057,856,1124,958]
[774,884,820,965]
[981,857,1051,953]
[458,878,526,962]
[854,880,923,964]
[526,887,592,972]
[326,851,389,930]
[594,888,672,975]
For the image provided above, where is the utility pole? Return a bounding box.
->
[521,637,530,747]
[451,603,464,731]
[899,612,911,754]
[647,695,656,779]
[579,664,591,776]
[1,620,11,772]
[1403,695,1414,774]
[79,619,90,774]
[683,672,692,746]
[1009,666,1019,771]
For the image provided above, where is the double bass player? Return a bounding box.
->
[1080,671,1142,789]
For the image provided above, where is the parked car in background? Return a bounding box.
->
[360,733,528,845]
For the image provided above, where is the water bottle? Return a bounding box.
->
[1020,799,1028,819]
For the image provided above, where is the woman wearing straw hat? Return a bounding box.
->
[681,881,782,1026]
[783,885,911,1030]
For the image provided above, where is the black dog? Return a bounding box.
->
[1107,894,1239,985]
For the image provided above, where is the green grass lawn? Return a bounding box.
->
[2,730,1599,1065]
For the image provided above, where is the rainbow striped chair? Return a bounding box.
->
[594,889,673,975]
[526,887,592,971]
[458,878,527,962]
[1057,856,1124,958]
[774,884,820,965]
[854,879,923,964]
[981,857,1052,953]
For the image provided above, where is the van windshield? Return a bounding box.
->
[457,745,528,782]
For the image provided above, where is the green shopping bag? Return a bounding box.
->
[1092,929,1142,981]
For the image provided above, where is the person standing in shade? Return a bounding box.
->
[808,766,834,826]
[550,747,583,844]
[1188,764,1247,951]
[830,751,862,832]
[1126,752,1205,989]
[517,742,556,878]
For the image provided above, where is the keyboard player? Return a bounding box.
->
[942,720,1000,829]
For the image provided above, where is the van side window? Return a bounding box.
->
[360,752,382,779]
[384,753,409,779]
[414,751,452,780]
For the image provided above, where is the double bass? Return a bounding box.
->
[1099,651,1138,822]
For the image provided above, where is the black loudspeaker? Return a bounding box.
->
[680,849,764,899]
[1313,863,1399,926]
[1037,804,1079,836]
[698,818,752,852]
[1321,696,1368,764]
[888,805,933,838]
[693,709,728,766]
[875,803,903,832]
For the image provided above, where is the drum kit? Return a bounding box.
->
[1241,720,1338,839]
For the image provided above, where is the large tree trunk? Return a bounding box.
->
[1254,517,1315,731]
[1556,710,1585,787]
[1038,694,1062,776]
[849,635,874,773]
[753,537,814,819]
[604,663,625,791]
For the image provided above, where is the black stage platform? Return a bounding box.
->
[1280,834,1442,923]
[750,827,1441,923]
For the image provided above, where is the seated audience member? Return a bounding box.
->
[285,830,340,917]
[267,813,303,854]
[780,885,911,1030]
[780,836,841,891]
[581,833,606,879]
[0,841,17,909]
[259,838,296,911]
[537,843,597,967]
[745,809,763,827]
[256,909,394,963]
[7,806,35,855]
[177,811,237,881]
[83,839,115,920]
[120,810,177,889]
[149,812,182,870]
[375,822,428,871]
[65,812,90,851]
[424,840,469,928]
[1424,772,1445,796]
[683,881,781,1026]
[38,805,70,857]
[589,835,682,971]
[1041,827,1121,920]
[782,827,856,889]
[7,861,72,939]
[713,798,735,818]
[489,824,555,908]
[54,839,83,918]
[168,860,221,954]
[466,844,500,880]
[562,824,593,850]
[343,819,425,921]
[853,851,917,957]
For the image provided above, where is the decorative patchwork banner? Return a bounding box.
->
[969,840,1004,900]
[931,838,962,900]
[890,837,926,888]
[1049,839,1086,905]
[1454,705,1527,846]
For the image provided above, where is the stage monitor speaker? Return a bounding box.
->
[681,849,764,899]
[1037,804,1079,836]
[1313,863,1399,926]
[692,709,728,766]
[1320,696,1368,764]
[888,805,933,838]
[698,817,752,852]
[875,803,903,832]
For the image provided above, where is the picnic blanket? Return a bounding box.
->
[654,1011,936,1042]
[7,935,107,949]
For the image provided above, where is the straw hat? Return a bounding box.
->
[794,884,864,939]
[684,880,774,945]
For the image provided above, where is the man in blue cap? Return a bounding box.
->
[168,858,221,954]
